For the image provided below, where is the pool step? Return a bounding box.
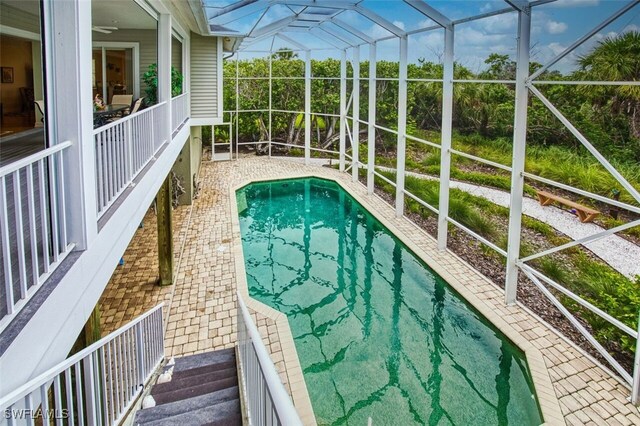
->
[134,348,241,426]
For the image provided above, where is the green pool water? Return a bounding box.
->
[237,178,543,426]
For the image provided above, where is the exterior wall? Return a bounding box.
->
[190,33,218,119]
[172,126,202,205]
[0,0,198,395]
[93,29,158,99]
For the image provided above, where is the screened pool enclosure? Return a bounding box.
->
[204,0,640,404]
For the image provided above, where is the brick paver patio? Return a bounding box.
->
[99,157,640,425]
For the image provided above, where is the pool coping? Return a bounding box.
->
[229,169,565,426]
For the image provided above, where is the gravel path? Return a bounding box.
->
[275,157,639,279]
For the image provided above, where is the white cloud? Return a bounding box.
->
[545,20,568,35]
[393,21,406,31]
[480,3,493,13]
[476,12,518,33]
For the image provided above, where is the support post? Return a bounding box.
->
[367,43,376,194]
[505,7,531,305]
[46,0,96,249]
[83,305,101,346]
[157,174,174,286]
[339,49,347,171]
[632,311,640,405]
[352,46,360,182]
[305,50,311,165]
[395,36,408,217]
[158,14,172,142]
[437,25,455,250]
[268,52,272,157]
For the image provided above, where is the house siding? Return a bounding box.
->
[190,33,218,119]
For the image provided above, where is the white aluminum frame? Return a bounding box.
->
[216,0,640,405]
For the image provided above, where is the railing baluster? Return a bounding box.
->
[112,334,121,418]
[83,356,97,426]
[12,171,28,298]
[48,154,60,261]
[64,368,75,426]
[26,164,39,287]
[99,346,109,426]
[96,133,103,213]
[40,383,50,424]
[107,340,115,423]
[56,151,68,250]
[106,127,113,204]
[53,374,63,426]
[0,176,14,315]
[25,393,34,426]
[37,160,50,275]
[75,362,85,426]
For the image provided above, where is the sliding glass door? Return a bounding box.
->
[92,43,139,104]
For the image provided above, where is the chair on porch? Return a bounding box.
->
[111,94,134,115]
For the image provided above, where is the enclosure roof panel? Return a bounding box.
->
[205,0,543,52]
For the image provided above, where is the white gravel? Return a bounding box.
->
[382,167,640,280]
[273,157,639,279]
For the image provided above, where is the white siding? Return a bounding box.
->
[190,33,218,119]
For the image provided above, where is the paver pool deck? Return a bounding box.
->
[98,157,640,426]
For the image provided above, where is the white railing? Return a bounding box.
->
[0,304,164,425]
[94,102,169,218]
[0,141,74,331]
[236,293,302,426]
[171,93,189,135]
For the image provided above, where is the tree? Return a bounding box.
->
[578,31,640,140]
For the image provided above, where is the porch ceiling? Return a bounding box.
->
[203,0,553,52]
[92,0,157,30]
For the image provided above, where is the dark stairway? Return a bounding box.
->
[134,348,242,426]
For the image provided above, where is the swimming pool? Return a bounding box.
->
[237,177,542,425]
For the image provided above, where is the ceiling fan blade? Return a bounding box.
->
[92,26,112,34]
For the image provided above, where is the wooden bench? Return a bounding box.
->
[536,190,600,223]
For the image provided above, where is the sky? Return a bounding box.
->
[205,0,640,74]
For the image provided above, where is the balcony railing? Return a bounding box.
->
[171,93,189,135]
[94,102,169,218]
[0,304,164,425]
[0,142,74,330]
[236,292,302,426]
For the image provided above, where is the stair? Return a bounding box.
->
[135,348,242,426]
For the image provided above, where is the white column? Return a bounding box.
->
[352,46,360,183]
[632,312,640,404]
[268,53,272,157]
[505,8,531,305]
[305,50,311,165]
[367,43,376,195]
[45,0,96,249]
[395,36,408,217]
[158,14,172,142]
[437,25,454,250]
[339,49,347,172]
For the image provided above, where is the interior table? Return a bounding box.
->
[93,104,129,128]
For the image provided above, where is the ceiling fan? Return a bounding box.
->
[92,25,119,34]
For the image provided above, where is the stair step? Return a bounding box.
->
[171,348,235,373]
[135,386,239,425]
[152,367,237,395]
[168,359,237,381]
[151,376,238,405]
[140,399,242,426]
